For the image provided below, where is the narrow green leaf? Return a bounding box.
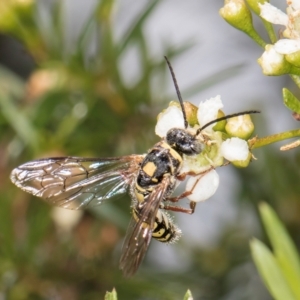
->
[183,289,193,300]
[96,0,115,21]
[117,0,160,55]
[259,203,300,298]
[0,66,38,153]
[0,66,25,98]
[283,88,300,114]
[55,113,83,143]
[104,288,118,300]
[0,93,39,152]
[251,238,296,300]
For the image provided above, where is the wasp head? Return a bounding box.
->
[166,128,204,155]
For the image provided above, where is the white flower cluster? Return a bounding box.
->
[258,0,300,74]
[260,0,300,55]
[155,95,254,203]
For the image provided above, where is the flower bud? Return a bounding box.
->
[220,0,266,47]
[285,50,300,68]
[225,114,255,139]
[231,152,252,167]
[258,45,292,75]
[183,101,198,127]
[220,0,253,34]
[213,110,226,132]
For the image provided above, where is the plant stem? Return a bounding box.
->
[249,129,300,149]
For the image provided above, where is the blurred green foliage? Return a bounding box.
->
[251,203,300,300]
[0,0,299,299]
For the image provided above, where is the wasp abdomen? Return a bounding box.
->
[152,209,181,243]
[132,206,181,243]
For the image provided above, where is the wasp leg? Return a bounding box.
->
[167,190,194,202]
[165,193,196,214]
[163,201,196,214]
[166,166,215,214]
[176,165,214,181]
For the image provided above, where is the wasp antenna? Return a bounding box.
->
[164,56,188,128]
[196,110,260,135]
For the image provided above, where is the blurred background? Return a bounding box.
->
[0,0,299,299]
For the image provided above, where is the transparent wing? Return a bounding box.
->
[119,177,170,277]
[10,155,144,210]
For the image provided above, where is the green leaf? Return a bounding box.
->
[259,203,300,298]
[0,66,39,153]
[0,65,25,98]
[183,289,193,300]
[251,238,296,300]
[117,0,160,55]
[283,88,300,114]
[0,93,39,153]
[104,288,118,300]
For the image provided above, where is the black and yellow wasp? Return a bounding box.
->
[10,57,259,277]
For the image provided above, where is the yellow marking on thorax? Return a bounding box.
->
[143,161,157,177]
[160,141,183,164]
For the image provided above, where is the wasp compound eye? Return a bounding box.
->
[166,128,204,155]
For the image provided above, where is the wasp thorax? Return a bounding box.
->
[166,128,204,155]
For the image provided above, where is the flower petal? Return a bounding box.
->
[220,137,249,161]
[274,39,300,54]
[186,169,219,202]
[197,95,223,131]
[291,0,300,11]
[155,105,185,138]
[259,3,288,26]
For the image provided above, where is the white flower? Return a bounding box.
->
[260,1,300,54]
[156,95,224,139]
[155,96,255,204]
[197,95,223,131]
[220,137,249,161]
[186,169,219,202]
[155,105,185,138]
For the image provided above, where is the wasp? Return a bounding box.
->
[10,57,259,277]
